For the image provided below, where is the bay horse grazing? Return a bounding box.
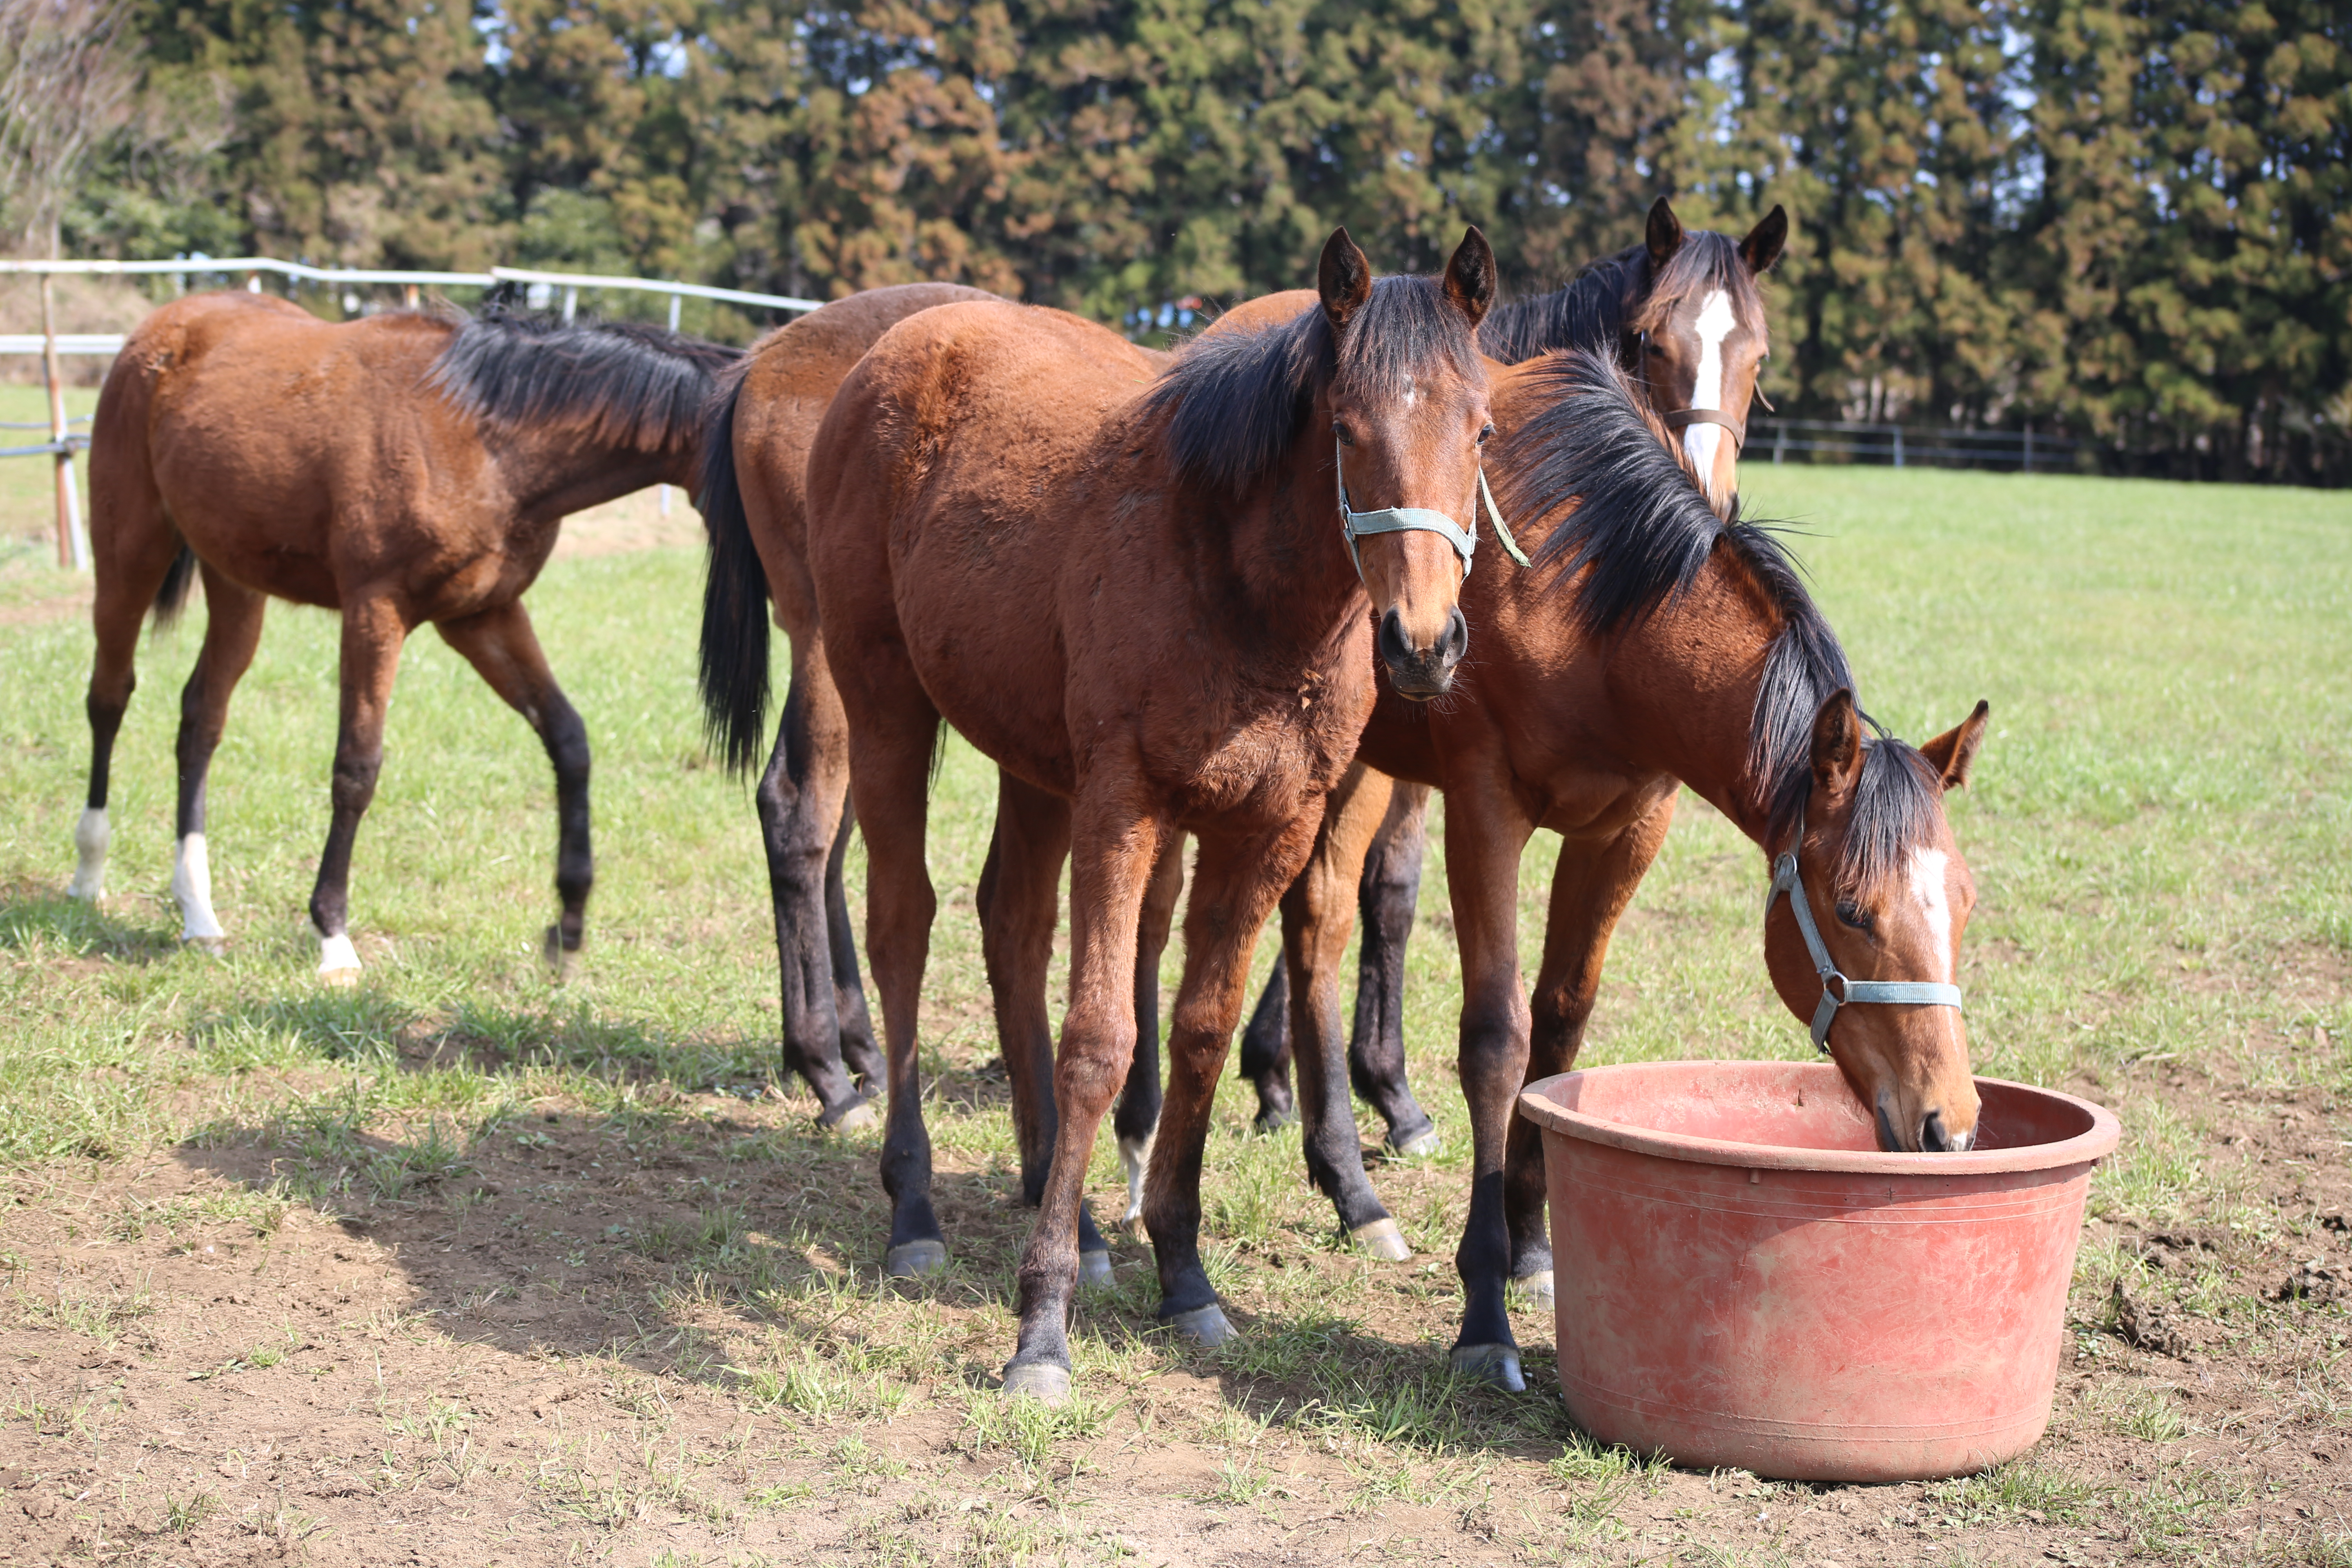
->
[805,229,1497,1400]
[698,283,1000,1128]
[68,292,735,978]
[1263,347,1988,1389]
[1236,196,1789,1147]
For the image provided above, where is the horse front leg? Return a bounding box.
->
[1508,795,1678,1307]
[435,600,594,977]
[1278,763,1410,1258]
[1003,791,1165,1401]
[310,594,411,982]
[169,566,268,950]
[1116,836,1184,1225]
[1144,815,1321,1339]
[1349,777,1439,1155]
[1439,763,1539,1390]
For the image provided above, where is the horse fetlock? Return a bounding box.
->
[1350,1217,1413,1262]
[1076,1246,1115,1290]
[1448,1342,1526,1392]
[1387,1120,1443,1159]
[68,808,109,900]
[172,833,227,945]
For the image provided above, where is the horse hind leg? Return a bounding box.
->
[308,594,410,981]
[169,565,268,949]
[72,450,189,902]
[1235,957,1297,1131]
[1117,835,1183,1226]
[435,600,590,980]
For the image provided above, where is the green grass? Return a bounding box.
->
[0,464,2348,1552]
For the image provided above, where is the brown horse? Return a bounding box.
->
[1249,347,1989,1390]
[1236,198,1789,1147]
[697,283,999,1126]
[68,292,734,977]
[804,229,1496,1400]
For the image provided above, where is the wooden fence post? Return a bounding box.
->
[39,272,87,571]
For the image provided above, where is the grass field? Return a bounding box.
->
[0,444,2347,1565]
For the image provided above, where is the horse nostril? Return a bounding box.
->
[1439,606,1469,668]
[1920,1111,1954,1153]
[1376,608,1414,668]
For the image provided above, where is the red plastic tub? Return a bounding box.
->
[1517,1062,2120,1482]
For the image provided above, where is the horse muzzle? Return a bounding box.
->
[1874,1096,1979,1154]
[1379,605,1467,699]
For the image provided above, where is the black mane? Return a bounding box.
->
[1493,347,1933,895]
[1480,230,1767,366]
[1149,276,1483,499]
[1480,244,1643,364]
[428,306,743,452]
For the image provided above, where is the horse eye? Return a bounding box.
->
[1476,423,1494,445]
[1332,421,1354,447]
[1835,900,1873,933]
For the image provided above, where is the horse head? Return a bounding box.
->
[1316,225,1496,697]
[1629,198,1785,517]
[1763,688,1991,1153]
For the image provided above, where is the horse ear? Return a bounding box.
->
[1443,225,1497,329]
[1809,688,1864,801]
[1645,197,1685,266]
[1319,228,1374,328]
[1918,699,1990,791]
[1741,205,1789,274]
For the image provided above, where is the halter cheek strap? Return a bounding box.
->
[1764,809,1964,1053]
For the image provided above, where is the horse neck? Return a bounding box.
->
[1600,550,1791,850]
[496,427,697,520]
[1199,435,1368,650]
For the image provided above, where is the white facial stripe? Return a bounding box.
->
[1907,847,1953,984]
[1686,289,1737,501]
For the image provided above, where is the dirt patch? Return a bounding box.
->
[3,1027,2347,1567]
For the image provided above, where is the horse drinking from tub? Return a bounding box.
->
[68,293,737,978]
[803,229,1495,1399]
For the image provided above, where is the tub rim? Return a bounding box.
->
[1517,1062,2121,1176]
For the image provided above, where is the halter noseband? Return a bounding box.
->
[1764,806,1964,1053]
[1663,407,1747,453]
[1335,438,1530,578]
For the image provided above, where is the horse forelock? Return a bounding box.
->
[1631,230,1766,345]
[428,309,744,452]
[1148,275,1482,500]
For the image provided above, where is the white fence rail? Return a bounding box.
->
[3,257,824,570]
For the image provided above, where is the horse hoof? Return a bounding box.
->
[826,1100,880,1133]
[1388,1127,1442,1159]
[318,964,361,989]
[1077,1248,1114,1290]
[1001,1361,1071,1405]
[1163,1305,1238,1347]
[1514,1270,1556,1310]
[1350,1218,1412,1262]
[1251,1108,1296,1136]
[885,1239,947,1277]
[541,926,575,983]
[183,936,227,958]
[1450,1343,1526,1393]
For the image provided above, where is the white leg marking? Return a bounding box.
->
[1907,847,1954,983]
[318,930,362,976]
[1118,1130,1155,1227]
[1685,288,1737,505]
[68,807,109,900]
[172,833,227,944]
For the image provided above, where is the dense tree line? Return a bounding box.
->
[25,0,2352,483]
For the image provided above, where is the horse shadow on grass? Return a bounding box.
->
[0,879,183,969]
[163,985,1573,1461]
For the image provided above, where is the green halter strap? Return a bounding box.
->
[1764,805,1965,1053]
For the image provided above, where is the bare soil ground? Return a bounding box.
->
[3,1008,2346,1568]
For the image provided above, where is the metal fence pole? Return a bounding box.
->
[2023,425,2034,474]
[1773,422,1786,464]
[1892,427,1905,469]
[39,274,88,571]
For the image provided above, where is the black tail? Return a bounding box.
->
[696,370,774,775]
[152,543,198,630]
